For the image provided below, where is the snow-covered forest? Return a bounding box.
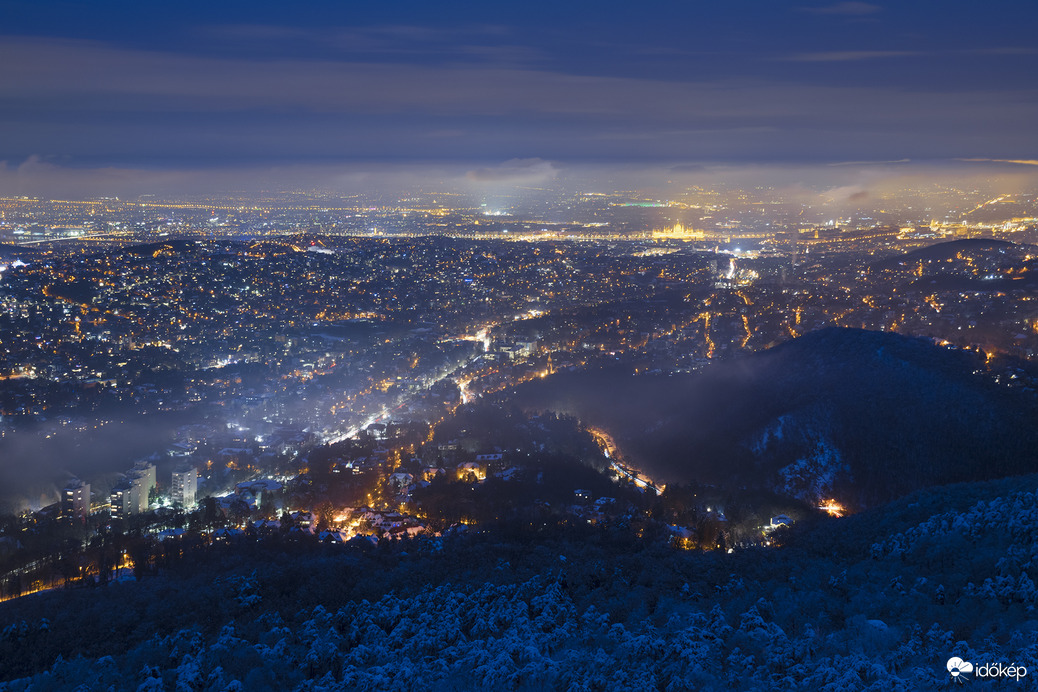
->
[2,473,1037,690]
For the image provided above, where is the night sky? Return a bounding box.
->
[2,0,1037,194]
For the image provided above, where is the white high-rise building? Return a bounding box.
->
[128,474,150,514]
[62,479,91,522]
[110,480,144,520]
[131,461,157,496]
[172,467,198,509]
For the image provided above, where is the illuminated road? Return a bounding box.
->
[320,346,485,445]
[588,427,664,495]
[14,231,130,245]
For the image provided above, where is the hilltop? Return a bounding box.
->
[871,238,1017,270]
[508,328,1038,508]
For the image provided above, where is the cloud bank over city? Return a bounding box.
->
[0,0,1035,196]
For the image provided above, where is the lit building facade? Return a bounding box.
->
[62,479,91,522]
[172,467,198,509]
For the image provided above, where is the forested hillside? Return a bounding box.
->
[2,473,1037,690]
[510,328,1038,508]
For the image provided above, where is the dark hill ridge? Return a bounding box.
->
[102,239,204,261]
[0,244,38,261]
[870,237,1018,271]
[509,328,1038,508]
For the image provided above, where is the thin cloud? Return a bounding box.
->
[195,24,310,41]
[798,2,882,15]
[195,23,532,63]
[829,158,911,166]
[822,184,871,202]
[669,163,706,172]
[968,47,1038,56]
[782,50,920,62]
[466,158,557,183]
[957,158,1038,166]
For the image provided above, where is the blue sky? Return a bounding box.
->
[1,0,1036,194]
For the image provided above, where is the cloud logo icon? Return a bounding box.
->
[947,657,974,679]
